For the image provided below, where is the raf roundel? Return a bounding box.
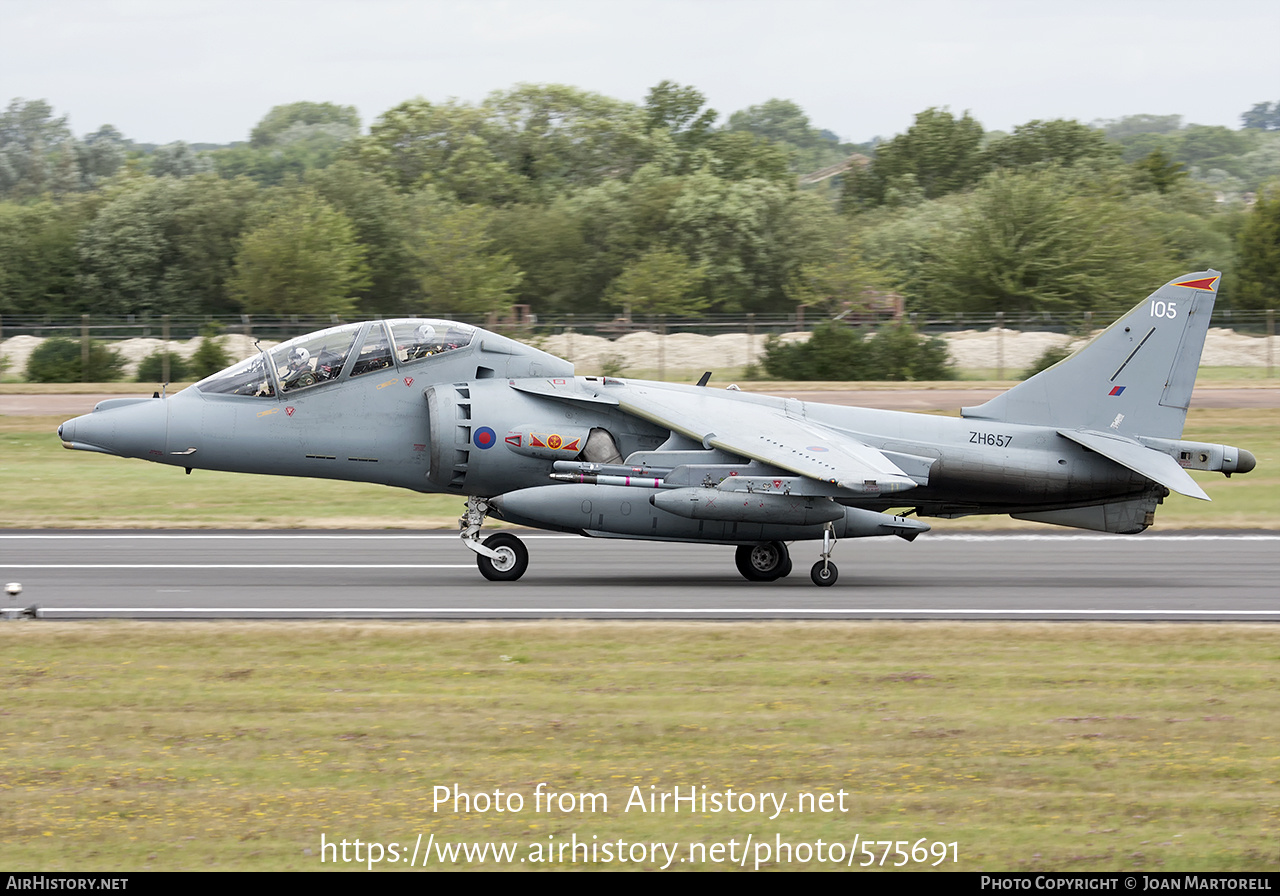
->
[474,426,497,449]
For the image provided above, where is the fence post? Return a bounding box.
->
[747,312,755,370]
[1268,309,1275,379]
[658,314,666,382]
[81,314,90,383]
[162,314,171,384]
[567,313,574,364]
[995,311,1004,380]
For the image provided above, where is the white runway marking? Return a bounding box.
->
[7,564,474,569]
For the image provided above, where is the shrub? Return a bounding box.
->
[136,351,190,383]
[763,322,954,381]
[599,354,628,377]
[863,321,954,381]
[1022,345,1072,379]
[25,337,126,383]
[189,326,232,379]
[764,323,869,380]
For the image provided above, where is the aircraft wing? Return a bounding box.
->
[605,382,917,495]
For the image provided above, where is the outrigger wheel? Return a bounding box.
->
[476,532,529,582]
[809,521,838,586]
[810,560,838,587]
[734,541,791,582]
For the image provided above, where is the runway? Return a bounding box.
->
[3,530,1278,621]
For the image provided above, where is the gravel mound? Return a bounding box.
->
[2,327,1272,381]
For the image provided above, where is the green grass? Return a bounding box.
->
[4,408,1277,529]
[2,622,1277,871]
[2,416,468,529]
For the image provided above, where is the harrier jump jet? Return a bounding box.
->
[59,271,1255,586]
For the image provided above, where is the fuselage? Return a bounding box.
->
[58,315,1150,524]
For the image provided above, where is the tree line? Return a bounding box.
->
[1,88,1278,326]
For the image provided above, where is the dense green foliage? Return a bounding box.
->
[188,328,232,379]
[762,322,954,381]
[25,336,125,382]
[1235,185,1280,310]
[905,167,1175,316]
[136,350,189,383]
[249,101,359,148]
[1242,101,1280,131]
[230,190,369,317]
[844,108,987,211]
[604,247,707,316]
[1022,345,1072,380]
[1,92,1277,328]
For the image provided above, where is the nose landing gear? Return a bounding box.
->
[460,496,529,582]
[476,532,529,582]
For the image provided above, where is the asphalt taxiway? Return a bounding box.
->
[3,530,1277,621]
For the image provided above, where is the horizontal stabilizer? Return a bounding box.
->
[1058,429,1209,500]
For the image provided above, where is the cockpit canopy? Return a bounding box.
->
[196,319,476,397]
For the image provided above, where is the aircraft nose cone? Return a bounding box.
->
[60,398,168,458]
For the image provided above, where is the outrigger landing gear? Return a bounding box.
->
[460,496,529,582]
[734,541,792,582]
[810,522,838,587]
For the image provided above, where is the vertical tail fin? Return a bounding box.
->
[961,271,1220,440]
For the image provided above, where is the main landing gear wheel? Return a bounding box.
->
[810,561,838,587]
[476,532,529,582]
[735,542,790,582]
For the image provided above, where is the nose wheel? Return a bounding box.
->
[460,496,529,582]
[476,532,529,582]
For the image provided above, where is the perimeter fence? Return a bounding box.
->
[1,308,1276,343]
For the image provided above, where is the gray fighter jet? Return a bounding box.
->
[59,271,1256,586]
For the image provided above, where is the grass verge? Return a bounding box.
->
[2,622,1277,871]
